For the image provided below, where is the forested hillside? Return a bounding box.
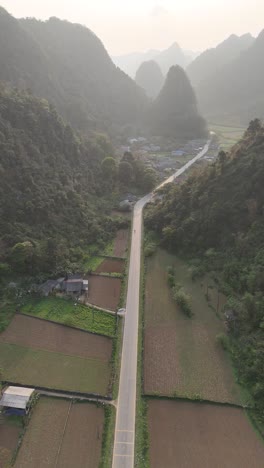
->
[195,30,264,124]
[187,33,254,87]
[146,119,264,426]
[0,85,119,276]
[135,60,164,99]
[0,6,148,133]
[149,66,207,138]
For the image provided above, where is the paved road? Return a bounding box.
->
[112,140,211,468]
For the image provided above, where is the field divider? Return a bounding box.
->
[2,380,113,402]
[143,393,252,410]
[54,400,72,467]
[17,312,114,339]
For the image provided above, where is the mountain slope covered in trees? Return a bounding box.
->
[0,85,119,275]
[194,31,264,124]
[187,33,254,87]
[135,60,164,98]
[146,119,264,426]
[149,66,207,138]
[0,6,148,133]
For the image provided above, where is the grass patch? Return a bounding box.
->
[0,342,110,395]
[0,299,16,332]
[20,296,116,337]
[135,236,150,468]
[99,405,116,468]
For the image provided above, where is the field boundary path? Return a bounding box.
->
[112,140,211,468]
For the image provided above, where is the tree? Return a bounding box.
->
[101,157,117,180]
[118,161,134,185]
[9,241,35,273]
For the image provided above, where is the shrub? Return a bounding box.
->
[216,333,229,350]
[173,287,192,317]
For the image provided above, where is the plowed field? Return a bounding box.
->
[15,397,104,468]
[148,399,264,468]
[0,422,20,468]
[0,315,112,395]
[0,314,112,360]
[87,275,121,311]
[144,249,241,403]
[96,259,125,274]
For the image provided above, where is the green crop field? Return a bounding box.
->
[0,342,110,395]
[144,249,243,404]
[210,123,245,151]
[20,297,116,337]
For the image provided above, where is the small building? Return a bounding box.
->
[0,386,35,415]
[38,279,59,296]
[62,279,86,295]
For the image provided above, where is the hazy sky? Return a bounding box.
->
[1,0,264,55]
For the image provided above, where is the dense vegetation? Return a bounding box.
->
[193,30,264,125]
[0,85,124,278]
[135,60,164,99]
[187,33,254,87]
[146,119,264,427]
[0,6,148,134]
[149,66,207,139]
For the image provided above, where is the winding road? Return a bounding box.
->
[112,140,211,468]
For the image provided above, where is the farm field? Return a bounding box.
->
[210,123,245,150]
[0,417,21,468]
[144,249,241,403]
[148,399,264,468]
[86,275,122,311]
[21,296,116,337]
[0,315,112,395]
[15,397,104,468]
[95,258,125,274]
[0,314,112,361]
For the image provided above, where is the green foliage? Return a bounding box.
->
[118,161,134,185]
[21,296,116,337]
[172,286,193,317]
[216,333,230,351]
[0,86,121,276]
[0,7,147,132]
[149,65,207,138]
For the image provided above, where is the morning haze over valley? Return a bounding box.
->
[0,1,264,467]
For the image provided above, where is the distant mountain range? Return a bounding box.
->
[188,31,264,125]
[112,43,198,78]
[0,6,148,133]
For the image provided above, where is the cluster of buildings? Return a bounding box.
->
[38,275,88,297]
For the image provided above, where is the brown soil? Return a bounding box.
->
[113,229,129,258]
[148,399,264,468]
[144,250,241,404]
[144,326,183,394]
[0,314,112,361]
[0,424,20,467]
[87,275,121,311]
[57,403,104,468]
[96,258,125,274]
[15,397,104,468]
